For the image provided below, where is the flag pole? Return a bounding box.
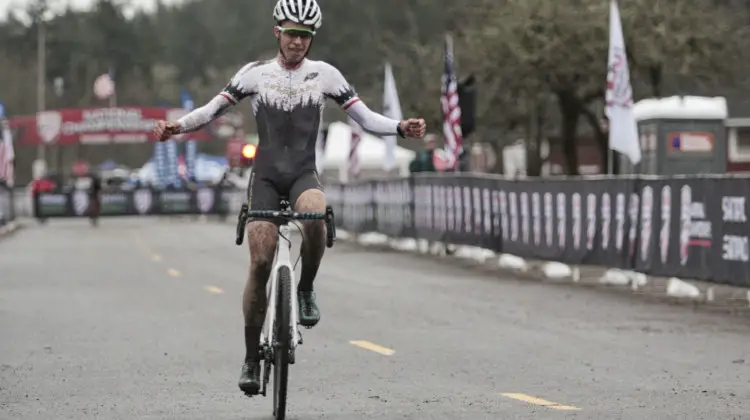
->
[36,17,46,165]
[605,0,641,172]
[109,67,116,108]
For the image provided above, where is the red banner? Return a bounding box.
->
[8,107,219,146]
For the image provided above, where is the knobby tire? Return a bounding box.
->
[272,266,292,420]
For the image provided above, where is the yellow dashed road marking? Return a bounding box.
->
[501,393,581,411]
[204,286,224,294]
[349,340,395,356]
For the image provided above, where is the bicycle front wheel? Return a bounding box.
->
[272,265,292,420]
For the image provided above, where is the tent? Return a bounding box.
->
[135,153,228,184]
[98,160,118,171]
[321,121,415,181]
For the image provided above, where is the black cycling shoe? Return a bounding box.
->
[238,360,261,396]
[298,291,320,328]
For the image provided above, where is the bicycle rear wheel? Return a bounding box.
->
[272,265,292,420]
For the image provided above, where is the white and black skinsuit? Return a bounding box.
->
[176,57,404,210]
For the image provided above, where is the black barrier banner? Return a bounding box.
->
[0,183,13,226]
[714,179,750,287]
[323,174,750,288]
[339,181,376,233]
[374,178,412,238]
[34,186,230,218]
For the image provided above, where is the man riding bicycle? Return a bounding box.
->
[88,171,102,225]
[152,0,426,397]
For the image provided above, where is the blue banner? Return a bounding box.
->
[153,142,169,188]
[165,139,180,187]
[185,140,197,181]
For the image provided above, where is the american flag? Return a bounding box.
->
[440,34,463,170]
[0,119,15,187]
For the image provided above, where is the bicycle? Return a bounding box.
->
[234,196,336,420]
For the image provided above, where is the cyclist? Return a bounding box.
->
[88,171,102,226]
[152,0,426,397]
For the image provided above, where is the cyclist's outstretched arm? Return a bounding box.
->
[176,95,235,133]
[323,63,404,138]
[175,61,259,134]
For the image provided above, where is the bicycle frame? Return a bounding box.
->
[260,221,300,352]
[234,200,336,365]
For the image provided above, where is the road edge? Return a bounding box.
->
[336,231,750,313]
[0,221,22,240]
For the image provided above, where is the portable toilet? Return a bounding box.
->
[624,96,728,175]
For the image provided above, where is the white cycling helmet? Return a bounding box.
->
[273,0,322,30]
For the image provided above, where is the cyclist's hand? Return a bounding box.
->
[399,118,426,138]
[153,120,181,142]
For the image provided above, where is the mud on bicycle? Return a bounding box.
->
[234,196,336,419]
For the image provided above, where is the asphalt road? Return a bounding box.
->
[1,218,749,420]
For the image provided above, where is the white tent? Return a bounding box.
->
[135,156,228,184]
[321,121,415,181]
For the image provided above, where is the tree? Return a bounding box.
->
[1,0,749,182]
[457,0,749,174]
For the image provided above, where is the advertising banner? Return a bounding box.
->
[324,174,750,288]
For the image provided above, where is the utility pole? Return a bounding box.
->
[36,17,46,163]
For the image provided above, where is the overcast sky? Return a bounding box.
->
[0,0,185,20]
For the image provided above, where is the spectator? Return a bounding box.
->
[88,171,102,221]
[409,134,438,173]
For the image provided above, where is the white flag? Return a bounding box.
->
[0,120,15,187]
[605,0,641,165]
[382,62,403,172]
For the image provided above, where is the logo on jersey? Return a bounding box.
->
[304,72,319,82]
[134,189,153,215]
